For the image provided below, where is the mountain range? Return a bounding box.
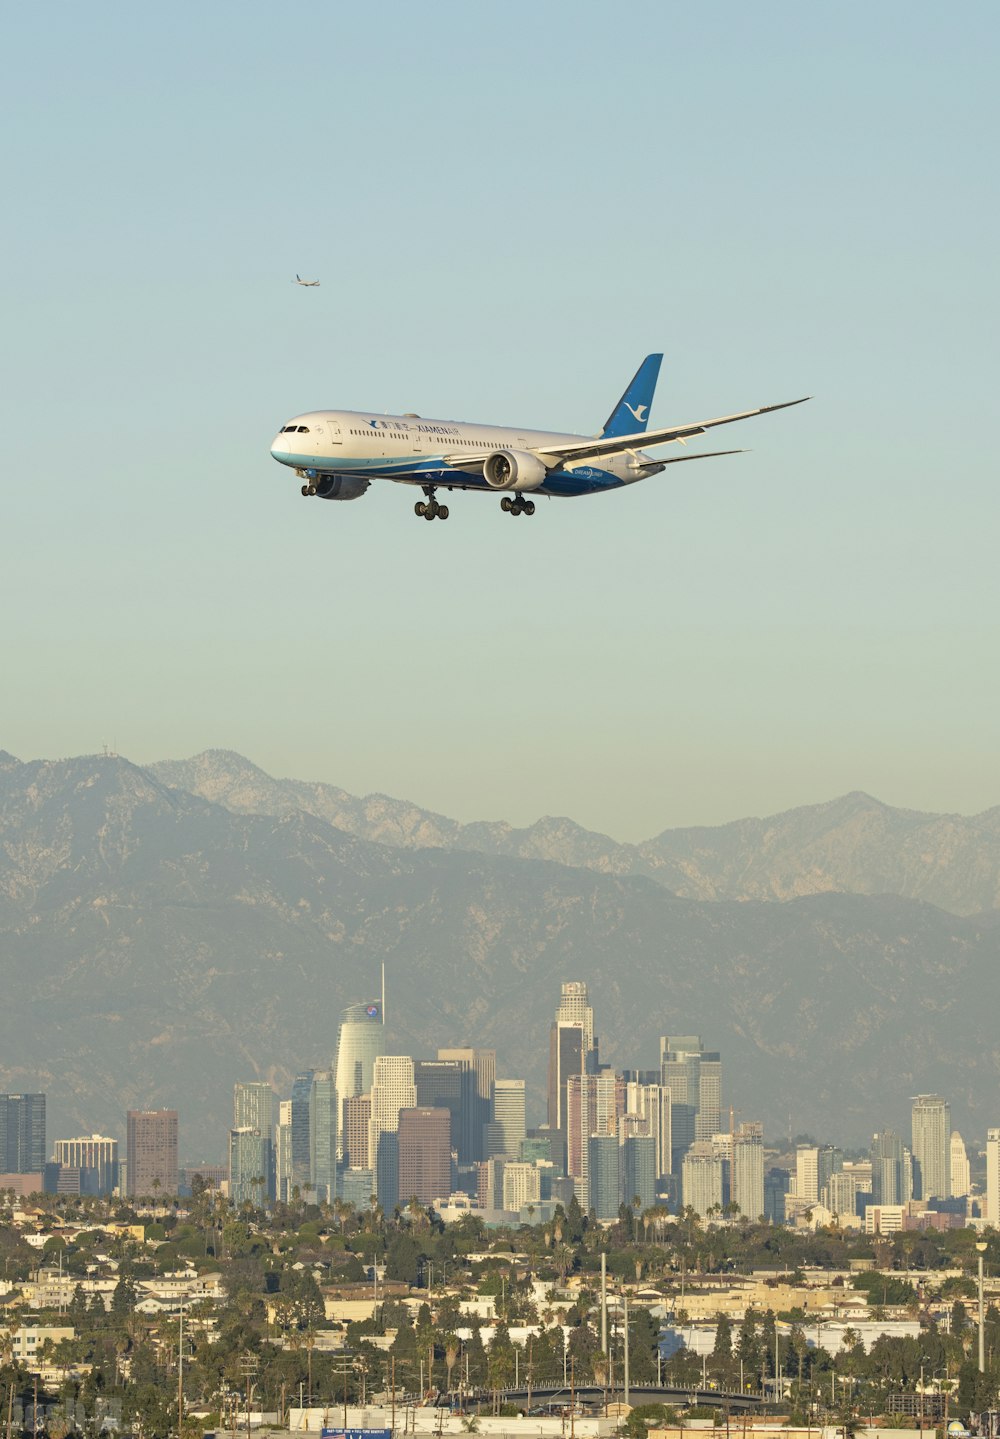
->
[2,746,999,1158]
[150,750,1000,917]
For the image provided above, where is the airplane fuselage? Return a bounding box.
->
[270,410,657,498]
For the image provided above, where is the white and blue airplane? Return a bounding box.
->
[269,354,807,521]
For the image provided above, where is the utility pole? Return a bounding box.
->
[601,1253,608,1356]
[177,1299,184,1439]
[391,1356,396,1438]
[623,1292,630,1408]
[978,1243,988,1374]
[570,1355,575,1439]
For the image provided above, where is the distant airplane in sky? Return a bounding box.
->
[294,274,320,286]
[269,354,808,521]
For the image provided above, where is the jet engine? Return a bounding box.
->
[483,449,547,491]
[314,476,370,501]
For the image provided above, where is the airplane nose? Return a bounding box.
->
[271,434,291,460]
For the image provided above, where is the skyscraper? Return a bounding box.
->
[369,1056,416,1208]
[492,1080,527,1157]
[871,1129,910,1206]
[911,1094,950,1201]
[0,1094,46,1173]
[659,1038,722,1167]
[588,1134,620,1220]
[290,1071,314,1196]
[547,982,598,1142]
[275,1100,292,1202]
[341,1094,372,1171]
[622,1081,671,1185]
[436,1047,495,1164]
[731,1124,765,1221]
[126,1110,178,1197]
[310,1070,337,1202]
[620,1135,657,1215]
[333,1000,386,1157]
[681,1141,724,1217]
[566,1071,616,1202]
[229,1127,268,1208]
[950,1131,971,1200]
[234,1082,275,1201]
[52,1135,118,1195]
[396,1107,451,1206]
[987,1129,1000,1225]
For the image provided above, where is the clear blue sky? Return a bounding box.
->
[3,0,998,838]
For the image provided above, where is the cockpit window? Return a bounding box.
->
[297,425,310,433]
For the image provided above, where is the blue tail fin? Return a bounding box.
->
[600,353,663,438]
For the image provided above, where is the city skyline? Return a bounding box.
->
[18,977,997,1234]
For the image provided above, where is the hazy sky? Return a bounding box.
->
[3,1,998,840]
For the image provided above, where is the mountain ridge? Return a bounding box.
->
[148,749,1000,915]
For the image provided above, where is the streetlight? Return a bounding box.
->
[977,1242,988,1374]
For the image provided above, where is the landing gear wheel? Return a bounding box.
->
[524,500,535,515]
[301,485,310,497]
[500,496,513,512]
[307,484,317,496]
[424,507,435,521]
[438,504,449,520]
[415,501,427,516]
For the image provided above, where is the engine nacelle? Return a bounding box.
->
[483,449,547,492]
[314,476,370,502]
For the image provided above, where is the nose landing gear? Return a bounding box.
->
[415,486,449,521]
[301,483,317,496]
[500,495,535,516]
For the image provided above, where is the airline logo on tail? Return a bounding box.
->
[624,402,648,422]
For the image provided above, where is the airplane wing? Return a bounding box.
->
[438,397,806,474]
[533,396,809,466]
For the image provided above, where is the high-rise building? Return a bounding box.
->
[871,1130,911,1206]
[229,1127,269,1208]
[731,1124,765,1221]
[397,1107,451,1206]
[290,1071,314,1196]
[502,1162,541,1213]
[620,1135,656,1215]
[492,1080,527,1157]
[369,1056,416,1208]
[309,1071,337,1202]
[987,1129,1000,1225]
[681,1141,724,1217]
[0,1094,46,1173]
[275,1100,292,1202]
[823,1169,862,1221]
[333,1000,386,1158]
[341,1094,371,1171]
[234,1083,275,1201]
[414,1060,464,1152]
[950,1131,971,1200]
[588,1134,620,1220]
[52,1135,118,1195]
[660,1038,722,1166]
[794,1143,841,1203]
[764,1167,790,1224]
[566,1072,616,1201]
[621,1081,671,1185]
[547,982,598,1142]
[436,1048,495,1163]
[911,1095,951,1200]
[126,1110,178,1198]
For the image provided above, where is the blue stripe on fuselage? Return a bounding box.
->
[272,450,624,497]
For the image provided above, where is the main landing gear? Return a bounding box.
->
[501,495,535,516]
[415,486,449,521]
